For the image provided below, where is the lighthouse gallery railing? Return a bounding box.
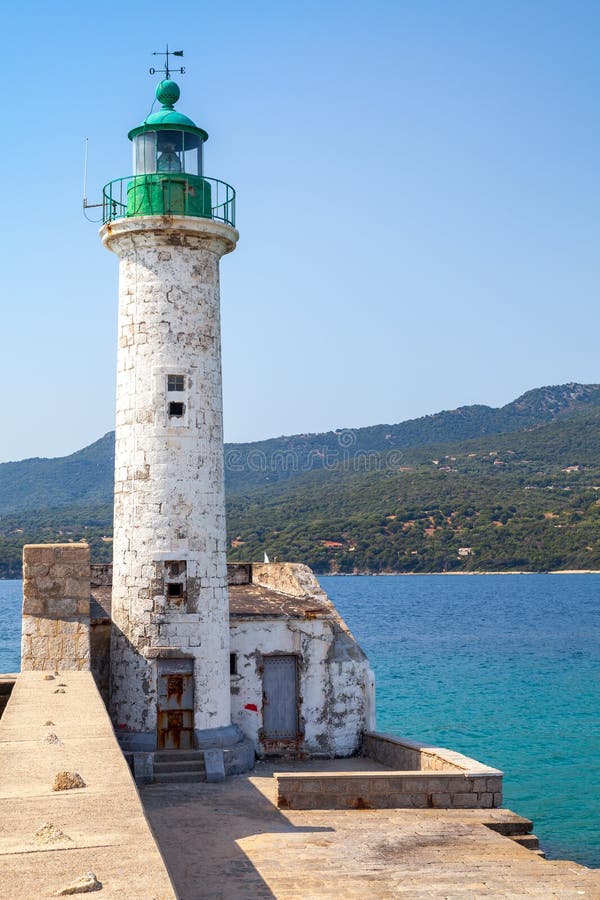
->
[101,175,236,227]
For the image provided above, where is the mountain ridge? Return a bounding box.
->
[1,382,599,576]
[1,382,598,515]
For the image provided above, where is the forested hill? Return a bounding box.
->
[1,382,599,513]
[225,382,600,490]
[227,405,600,574]
[0,382,599,576]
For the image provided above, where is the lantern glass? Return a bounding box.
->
[133,130,203,176]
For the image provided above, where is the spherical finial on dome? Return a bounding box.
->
[156,79,180,108]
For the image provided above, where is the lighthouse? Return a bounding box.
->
[100,70,248,762]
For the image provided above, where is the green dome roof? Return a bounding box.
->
[128,80,208,142]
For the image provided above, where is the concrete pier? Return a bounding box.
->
[141,760,600,898]
[0,672,175,899]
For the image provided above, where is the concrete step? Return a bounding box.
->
[154,771,206,784]
[485,814,534,836]
[510,834,540,850]
[154,760,205,774]
[154,751,205,763]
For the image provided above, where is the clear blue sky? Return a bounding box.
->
[1,0,598,462]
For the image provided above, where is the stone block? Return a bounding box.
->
[29,658,46,671]
[132,752,154,785]
[21,617,38,637]
[56,544,90,562]
[76,598,91,615]
[22,595,45,616]
[204,748,225,783]
[342,778,371,794]
[286,794,313,809]
[30,636,50,657]
[388,793,424,808]
[450,792,479,808]
[75,636,91,658]
[430,792,452,807]
[38,618,60,636]
[286,779,306,794]
[51,564,81,580]
[478,792,494,808]
[29,575,62,599]
[493,792,503,807]
[23,564,50,578]
[471,777,489,792]
[64,577,89,600]
[61,636,77,658]
[401,776,453,794]
[24,546,59,565]
[486,777,502,792]
[49,598,77,617]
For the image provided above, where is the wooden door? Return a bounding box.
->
[262,655,299,740]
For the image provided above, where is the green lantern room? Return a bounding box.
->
[102,79,235,226]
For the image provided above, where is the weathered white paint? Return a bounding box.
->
[230,616,375,757]
[100,215,238,748]
[229,563,375,757]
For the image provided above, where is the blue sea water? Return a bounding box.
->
[1,574,598,866]
[320,573,600,868]
[0,581,21,674]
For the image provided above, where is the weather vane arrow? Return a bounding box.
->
[150,45,185,80]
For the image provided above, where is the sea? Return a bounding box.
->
[1,574,598,867]
[320,573,600,868]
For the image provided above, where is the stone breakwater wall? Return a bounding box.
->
[21,544,90,671]
[276,732,503,810]
[363,731,492,773]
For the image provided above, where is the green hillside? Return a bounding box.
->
[0,432,114,515]
[1,383,600,576]
[226,407,600,573]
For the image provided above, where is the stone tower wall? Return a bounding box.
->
[21,543,91,671]
[101,216,238,748]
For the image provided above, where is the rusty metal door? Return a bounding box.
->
[157,659,194,750]
[262,655,298,740]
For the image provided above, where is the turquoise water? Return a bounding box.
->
[1,574,598,865]
[0,581,21,674]
[320,573,600,868]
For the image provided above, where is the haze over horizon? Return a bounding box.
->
[2,1,598,463]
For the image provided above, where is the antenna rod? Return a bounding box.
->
[83,138,89,207]
[82,139,103,212]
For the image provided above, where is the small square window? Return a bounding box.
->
[167,374,185,392]
[163,561,187,609]
[230,653,238,676]
[168,401,185,418]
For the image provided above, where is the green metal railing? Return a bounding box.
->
[102,174,236,227]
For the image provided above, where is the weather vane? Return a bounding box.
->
[149,45,185,79]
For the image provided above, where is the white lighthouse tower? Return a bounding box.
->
[100,69,250,766]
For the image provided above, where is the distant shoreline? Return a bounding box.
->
[1,568,600,583]
[322,569,600,577]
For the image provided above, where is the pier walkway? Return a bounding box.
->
[141,759,600,899]
[0,671,175,899]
